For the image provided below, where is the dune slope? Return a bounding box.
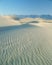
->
[0,15,52,27]
[0,23,52,65]
[0,16,21,27]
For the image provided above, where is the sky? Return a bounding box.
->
[0,0,52,15]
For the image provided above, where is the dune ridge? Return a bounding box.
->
[0,15,52,65]
[0,15,52,27]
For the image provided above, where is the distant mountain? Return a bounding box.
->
[12,15,52,20]
[18,15,39,18]
[40,15,52,20]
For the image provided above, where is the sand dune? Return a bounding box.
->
[0,16,52,65]
[0,15,52,27]
[20,18,52,27]
[0,16,21,27]
[0,23,52,65]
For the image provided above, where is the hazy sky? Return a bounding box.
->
[0,0,52,15]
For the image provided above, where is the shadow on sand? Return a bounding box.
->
[0,23,39,31]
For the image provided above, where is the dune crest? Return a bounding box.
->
[0,15,52,27]
[0,16,21,27]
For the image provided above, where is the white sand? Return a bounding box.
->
[0,15,52,27]
[0,16,21,27]
[0,16,52,65]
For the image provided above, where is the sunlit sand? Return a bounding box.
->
[0,16,52,65]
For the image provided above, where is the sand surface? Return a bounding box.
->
[0,22,52,65]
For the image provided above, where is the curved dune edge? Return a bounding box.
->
[0,16,52,27]
[0,16,21,27]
